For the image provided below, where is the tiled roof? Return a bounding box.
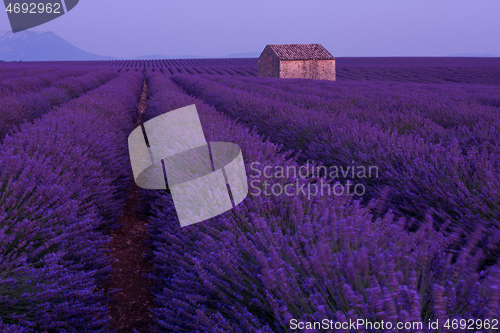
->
[267,44,334,60]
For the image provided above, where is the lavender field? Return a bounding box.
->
[1,58,500,332]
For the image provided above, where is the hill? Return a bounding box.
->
[0,31,115,61]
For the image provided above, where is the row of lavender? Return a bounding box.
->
[54,57,500,68]
[339,66,500,85]
[205,75,500,150]
[170,74,500,266]
[145,67,256,77]
[0,65,84,78]
[145,64,500,84]
[81,58,258,68]
[0,69,118,141]
[0,72,143,331]
[13,59,260,77]
[25,57,500,85]
[330,57,500,85]
[5,57,499,85]
[139,73,500,332]
[0,67,91,98]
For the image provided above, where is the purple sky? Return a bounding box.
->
[1,0,499,58]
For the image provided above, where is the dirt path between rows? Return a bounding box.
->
[105,76,155,332]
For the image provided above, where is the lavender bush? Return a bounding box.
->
[171,74,500,253]
[0,319,27,333]
[334,57,500,85]
[1,57,499,332]
[0,69,118,141]
[205,75,500,151]
[0,72,142,331]
[141,73,500,332]
[0,67,90,98]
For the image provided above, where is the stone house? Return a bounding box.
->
[257,44,335,80]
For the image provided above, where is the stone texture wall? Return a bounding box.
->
[258,46,336,80]
[257,46,281,78]
[280,60,336,81]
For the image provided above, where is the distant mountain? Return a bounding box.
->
[448,53,499,57]
[0,31,115,61]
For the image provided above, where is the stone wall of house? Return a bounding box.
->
[257,46,281,78]
[280,60,336,80]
